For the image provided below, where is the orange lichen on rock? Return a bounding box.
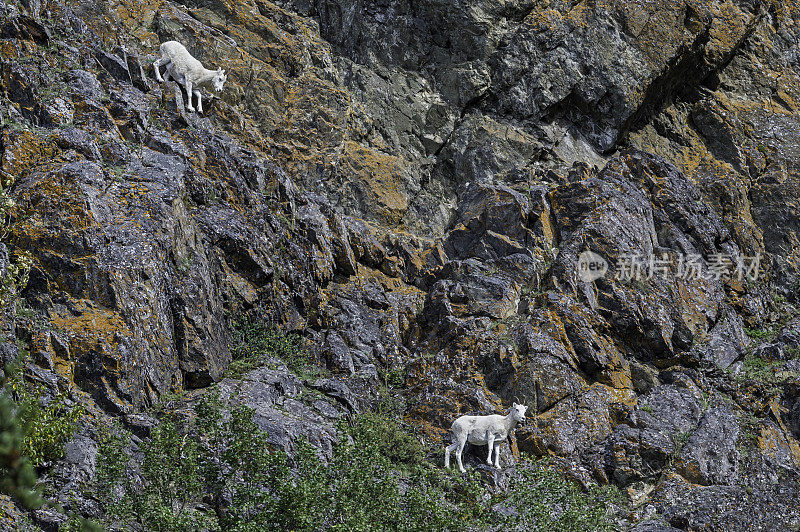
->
[340,141,410,225]
[50,302,129,355]
[48,300,132,395]
[1,130,60,186]
[757,423,800,468]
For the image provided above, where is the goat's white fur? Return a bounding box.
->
[444,403,527,473]
[153,41,227,114]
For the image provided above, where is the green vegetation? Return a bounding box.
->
[0,363,41,509]
[0,346,84,513]
[667,430,693,468]
[640,403,654,414]
[176,254,193,274]
[378,363,407,389]
[12,379,84,468]
[500,457,621,531]
[0,187,39,508]
[227,312,323,379]
[744,327,776,341]
[736,412,761,460]
[740,354,775,380]
[699,390,711,411]
[95,416,213,530]
[735,354,799,397]
[0,179,86,518]
[93,390,621,531]
[96,393,485,531]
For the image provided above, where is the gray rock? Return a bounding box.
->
[66,69,104,101]
[322,330,355,375]
[676,406,740,486]
[94,49,132,85]
[690,309,747,369]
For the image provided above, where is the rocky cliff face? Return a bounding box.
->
[1,0,799,528]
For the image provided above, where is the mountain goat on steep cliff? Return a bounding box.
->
[153,41,227,114]
[444,403,527,473]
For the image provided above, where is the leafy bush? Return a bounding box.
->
[281,416,488,531]
[195,392,288,530]
[14,383,84,468]
[0,380,40,508]
[744,327,775,341]
[499,457,621,531]
[0,188,41,508]
[348,411,425,468]
[96,417,213,531]
[378,364,407,389]
[227,314,321,379]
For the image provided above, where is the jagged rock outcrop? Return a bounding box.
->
[1,0,800,528]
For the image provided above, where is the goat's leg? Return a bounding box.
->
[456,439,466,473]
[153,57,168,82]
[193,90,203,114]
[486,433,495,465]
[185,80,195,112]
[493,441,501,468]
[444,442,457,469]
[162,61,173,81]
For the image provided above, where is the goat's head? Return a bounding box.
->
[510,402,528,423]
[213,68,227,91]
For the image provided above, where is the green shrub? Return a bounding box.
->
[0,384,40,508]
[0,188,40,508]
[94,421,136,524]
[227,314,321,379]
[744,327,775,341]
[738,355,784,384]
[96,417,213,531]
[195,392,287,530]
[348,411,425,468]
[14,383,84,468]
[499,456,621,531]
[378,364,407,389]
[285,416,486,531]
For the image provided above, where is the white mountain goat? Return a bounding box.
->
[153,41,227,114]
[444,403,527,473]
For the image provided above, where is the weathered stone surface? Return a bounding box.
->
[652,471,800,531]
[3,0,800,526]
[491,0,762,152]
[585,383,704,486]
[215,362,338,457]
[675,406,740,485]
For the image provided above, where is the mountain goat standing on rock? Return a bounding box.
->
[153,41,227,114]
[444,403,527,473]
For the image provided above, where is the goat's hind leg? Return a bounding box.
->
[486,433,495,465]
[193,90,203,114]
[444,442,458,469]
[493,442,501,468]
[153,56,170,82]
[455,438,467,473]
[185,80,195,112]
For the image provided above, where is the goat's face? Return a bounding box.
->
[213,68,227,91]
[511,403,528,423]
